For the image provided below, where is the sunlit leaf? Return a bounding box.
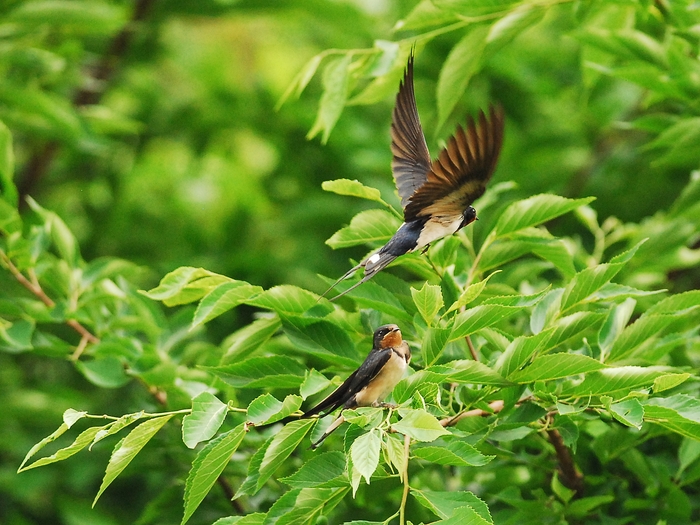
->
[494,195,595,238]
[437,26,489,128]
[393,409,449,442]
[192,281,263,329]
[95,415,174,506]
[308,54,353,143]
[181,423,246,524]
[350,429,381,484]
[412,282,444,326]
[326,209,401,249]
[182,393,228,449]
[257,419,316,491]
[247,394,302,426]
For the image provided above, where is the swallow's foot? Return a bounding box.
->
[420,244,431,255]
[376,402,398,409]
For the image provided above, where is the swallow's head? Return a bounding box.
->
[459,206,478,229]
[374,324,402,349]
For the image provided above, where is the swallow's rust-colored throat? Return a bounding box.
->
[381,330,402,349]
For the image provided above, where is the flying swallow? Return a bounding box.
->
[302,324,411,449]
[324,52,504,300]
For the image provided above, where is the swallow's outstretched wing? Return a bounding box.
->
[403,105,504,222]
[390,52,431,208]
[302,347,393,418]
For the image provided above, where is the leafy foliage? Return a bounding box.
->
[2,1,700,525]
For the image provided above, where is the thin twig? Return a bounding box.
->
[440,400,505,427]
[546,428,584,495]
[399,433,411,525]
[1,251,99,344]
[465,335,478,360]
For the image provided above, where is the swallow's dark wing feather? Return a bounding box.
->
[403,105,504,222]
[391,53,431,209]
[302,348,393,417]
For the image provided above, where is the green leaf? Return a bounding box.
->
[308,54,352,143]
[411,488,492,522]
[543,312,606,353]
[434,506,493,525]
[494,195,595,238]
[221,316,281,364]
[300,369,332,400]
[277,53,324,109]
[281,316,360,365]
[322,179,384,205]
[486,4,545,54]
[246,285,324,315]
[350,429,381,484]
[645,290,700,316]
[414,440,494,467]
[90,411,145,449]
[384,434,406,479]
[0,120,17,207]
[598,298,636,357]
[247,394,302,426]
[450,305,521,341]
[326,209,401,249]
[562,366,672,398]
[94,415,174,506]
[609,399,644,429]
[412,282,444,326]
[27,197,80,266]
[447,271,500,313]
[280,451,347,489]
[566,495,615,519]
[393,409,449,442]
[437,26,489,128]
[182,393,228,449]
[181,423,247,525]
[18,425,103,472]
[508,354,606,383]
[257,419,316,491]
[265,487,348,525]
[561,241,644,311]
[212,514,266,525]
[653,373,691,393]
[235,436,272,498]
[608,314,681,362]
[421,327,452,366]
[192,281,263,328]
[206,356,306,389]
[18,422,70,471]
[142,267,230,306]
[75,357,130,389]
[428,360,507,385]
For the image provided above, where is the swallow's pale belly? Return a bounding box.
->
[354,347,410,406]
[413,215,464,251]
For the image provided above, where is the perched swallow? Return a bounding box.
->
[302,324,411,448]
[324,53,504,300]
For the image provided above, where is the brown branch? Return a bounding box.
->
[18,0,156,204]
[440,399,505,427]
[465,335,478,360]
[546,428,584,496]
[1,251,99,344]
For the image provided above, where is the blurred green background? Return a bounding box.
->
[2,0,699,523]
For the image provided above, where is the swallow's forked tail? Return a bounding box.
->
[326,251,398,301]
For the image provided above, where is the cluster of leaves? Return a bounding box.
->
[7,164,700,524]
[3,0,700,524]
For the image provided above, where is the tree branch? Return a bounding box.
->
[546,428,584,495]
[440,400,505,427]
[0,250,99,345]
